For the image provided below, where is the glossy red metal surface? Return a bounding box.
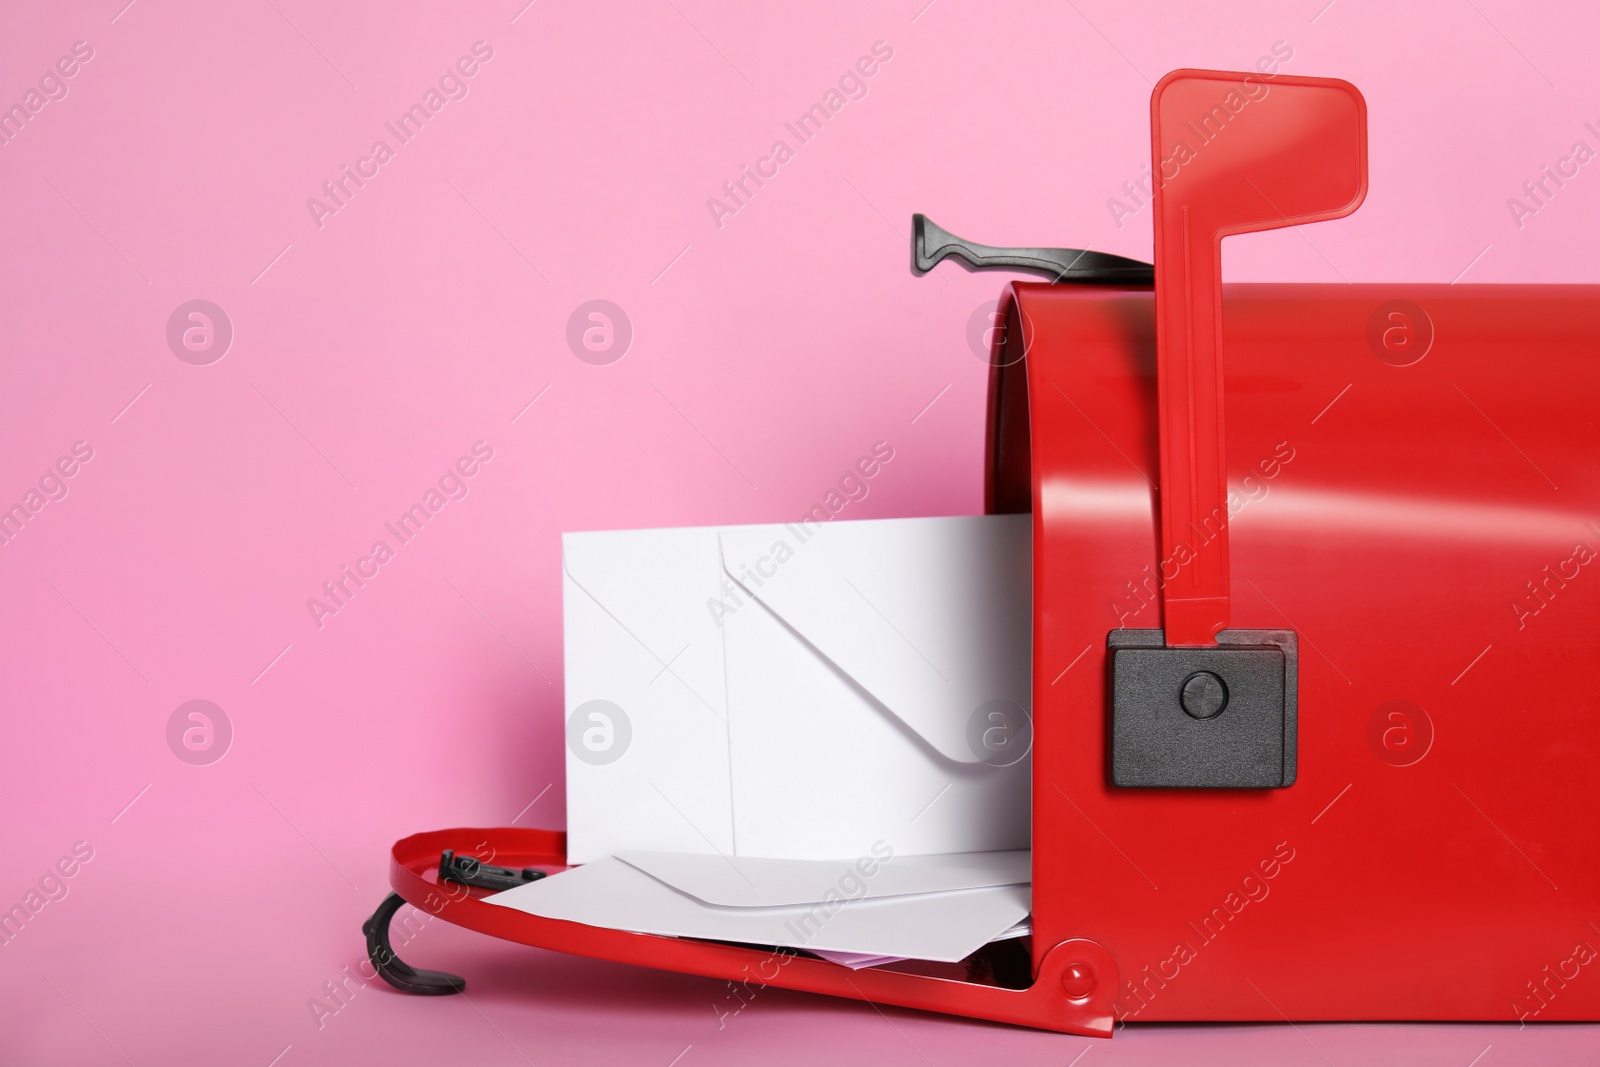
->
[1148,70,1366,645]
[997,281,1600,1023]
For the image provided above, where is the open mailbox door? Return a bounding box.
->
[369,69,1600,1035]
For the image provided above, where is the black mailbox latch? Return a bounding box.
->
[1108,629,1298,788]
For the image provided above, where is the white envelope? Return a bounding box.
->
[484,857,1032,964]
[561,515,1032,866]
[616,849,1031,907]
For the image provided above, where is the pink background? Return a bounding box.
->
[2,0,1597,1063]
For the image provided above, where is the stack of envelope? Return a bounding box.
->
[485,514,1036,964]
[485,850,1032,964]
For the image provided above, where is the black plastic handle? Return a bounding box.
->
[363,893,466,995]
[912,214,1153,284]
[439,848,545,892]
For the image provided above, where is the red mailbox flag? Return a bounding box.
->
[1150,70,1367,646]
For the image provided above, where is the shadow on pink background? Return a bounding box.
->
[1,0,1597,1063]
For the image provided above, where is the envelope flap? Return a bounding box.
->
[719,515,1032,764]
[615,849,1031,908]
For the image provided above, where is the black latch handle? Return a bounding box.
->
[911,214,1153,284]
[439,849,545,892]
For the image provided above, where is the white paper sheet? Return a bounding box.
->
[807,950,909,970]
[484,857,1032,964]
[811,917,1033,970]
[616,849,1030,908]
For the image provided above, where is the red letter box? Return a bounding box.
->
[371,70,1600,1036]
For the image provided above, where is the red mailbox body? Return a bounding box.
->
[991,280,1600,1024]
[373,70,1600,1036]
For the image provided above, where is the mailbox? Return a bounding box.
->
[365,69,1600,1035]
